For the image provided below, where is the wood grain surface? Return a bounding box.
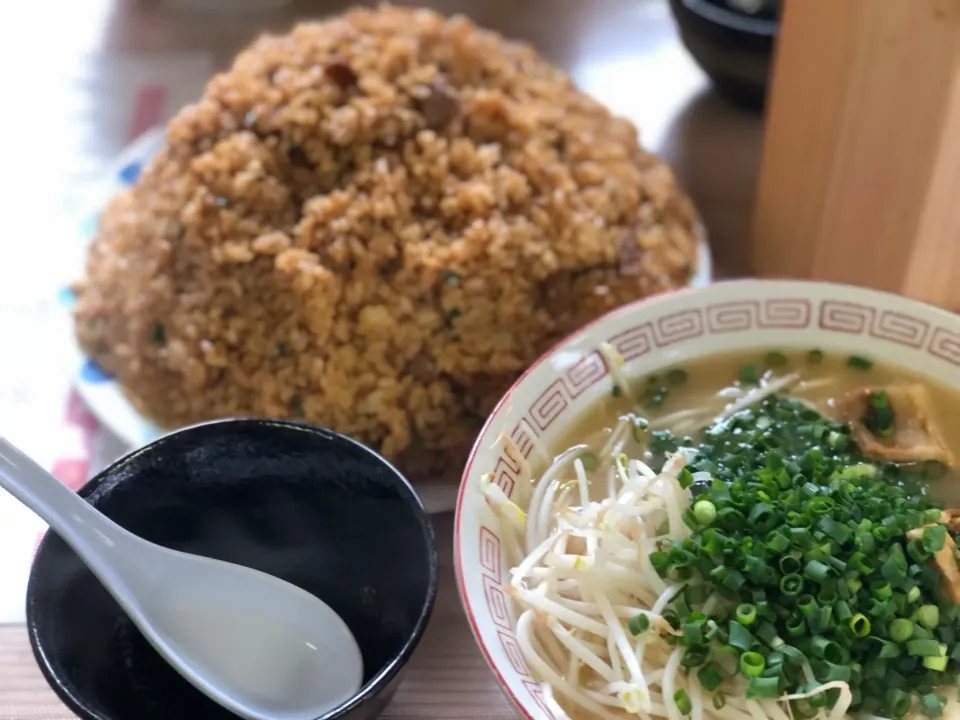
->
[0,0,763,716]
[752,0,960,309]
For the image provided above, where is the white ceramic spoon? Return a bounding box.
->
[0,438,363,720]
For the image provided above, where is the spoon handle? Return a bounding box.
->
[0,438,136,586]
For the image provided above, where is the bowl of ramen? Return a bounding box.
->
[455,279,960,720]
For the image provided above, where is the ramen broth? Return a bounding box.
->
[548,350,960,507]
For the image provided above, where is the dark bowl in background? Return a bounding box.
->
[26,419,439,720]
[668,0,779,112]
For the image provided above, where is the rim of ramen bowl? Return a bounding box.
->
[453,278,960,720]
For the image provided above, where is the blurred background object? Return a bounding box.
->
[668,0,779,111]
[162,0,296,11]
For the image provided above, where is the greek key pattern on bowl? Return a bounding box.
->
[477,524,544,710]
[705,298,811,333]
[928,327,960,365]
[522,680,555,718]
[473,294,960,716]
[819,300,937,348]
[483,574,512,631]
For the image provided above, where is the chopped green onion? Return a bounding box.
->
[808,349,824,364]
[921,693,944,719]
[780,573,804,596]
[919,605,941,630]
[786,613,806,637]
[849,613,871,637]
[740,365,760,384]
[907,639,944,657]
[798,595,819,621]
[736,603,758,626]
[697,662,725,692]
[767,531,790,554]
[887,689,912,718]
[641,393,954,716]
[925,508,944,523]
[887,687,913,718]
[863,391,896,438]
[729,621,754,652]
[811,636,843,664]
[923,524,947,553]
[847,355,873,370]
[693,500,717,526]
[747,676,781,699]
[628,614,650,636]
[779,555,802,575]
[834,600,852,623]
[849,551,875,575]
[712,692,726,710]
[740,651,766,678]
[674,689,692,716]
[923,644,949,671]
[681,649,707,668]
[877,639,902,659]
[804,560,832,583]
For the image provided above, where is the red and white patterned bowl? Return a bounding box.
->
[453,279,960,719]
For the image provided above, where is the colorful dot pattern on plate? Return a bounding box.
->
[64,130,168,450]
[454,281,960,720]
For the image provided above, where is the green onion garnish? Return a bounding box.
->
[693,499,717,526]
[907,639,944,657]
[849,614,871,637]
[847,355,874,370]
[923,524,947,553]
[729,621,754,652]
[642,394,955,717]
[919,605,941,630]
[863,391,896,438]
[628,614,650,636]
[739,365,760,384]
[697,662,725,692]
[736,603,758,626]
[746,676,781,699]
[740,651,766,677]
[674,689,692,715]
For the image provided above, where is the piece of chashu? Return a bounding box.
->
[908,511,960,603]
[835,384,955,467]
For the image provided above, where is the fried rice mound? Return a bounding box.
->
[73,5,700,482]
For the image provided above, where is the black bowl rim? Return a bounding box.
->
[26,418,440,720]
[673,0,778,36]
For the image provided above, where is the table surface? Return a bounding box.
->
[0,0,764,717]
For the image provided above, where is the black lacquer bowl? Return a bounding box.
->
[669,0,779,112]
[26,419,439,720]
